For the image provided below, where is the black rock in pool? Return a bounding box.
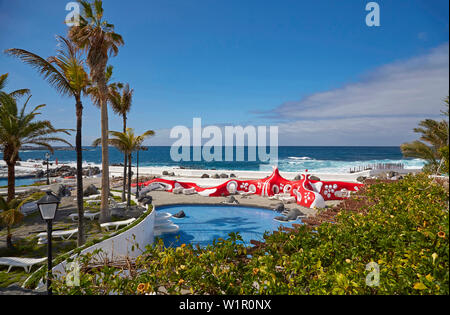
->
[173,210,186,218]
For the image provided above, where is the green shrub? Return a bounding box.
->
[52,174,449,295]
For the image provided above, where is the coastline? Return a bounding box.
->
[1,159,422,186]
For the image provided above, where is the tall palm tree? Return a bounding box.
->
[0,94,72,202]
[86,65,122,107]
[5,36,90,246]
[93,128,154,208]
[0,73,30,99]
[69,0,124,222]
[110,84,133,201]
[401,97,449,174]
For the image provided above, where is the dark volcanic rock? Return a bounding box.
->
[83,184,99,196]
[310,175,321,181]
[225,196,239,204]
[220,173,229,178]
[56,184,72,198]
[34,170,45,178]
[82,166,100,176]
[173,210,186,218]
[212,174,220,179]
[139,196,153,206]
[274,203,285,212]
[110,208,126,218]
[201,174,210,178]
[293,175,302,181]
[274,216,289,222]
[356,176,367,183]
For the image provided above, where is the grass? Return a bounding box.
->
[0,218,111,288]
[0,236,77,288]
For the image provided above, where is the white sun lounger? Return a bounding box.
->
[68,211,100,221]
[100,218,136,231]
[83,194,101,200]
[36,228,78,244]
[0,257,47,273]
[20,202,38,216]
[172,187,184,194]
[109,199,127,208]
[182,188,196,195]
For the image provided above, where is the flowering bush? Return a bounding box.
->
[52,174,449,295]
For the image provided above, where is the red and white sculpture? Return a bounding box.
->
[132,167,363,209]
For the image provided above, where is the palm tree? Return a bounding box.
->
[0,193,42,249]
[0,73,30,99]
[93,128,154,208]
[69,0,124,222]
[5,36,90,246]
[86,65,122,106]
[0,94,72,202]
[110,84,133,201]
[401,97,449,174]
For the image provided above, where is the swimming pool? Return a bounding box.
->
[156,204,302,247]
[0,177,38,187]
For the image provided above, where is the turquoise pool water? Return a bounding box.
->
[0,177,38,187]
[156,204,301,247]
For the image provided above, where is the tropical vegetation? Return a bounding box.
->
[69,0,124,222]
[110,84,134,201]
[52,173,448,295]
[401,97,449,174]
[0,92,72,201]
[0,193,43,249]
[5,35,90,246]
[0,73,30,99]
[93,128,154,208]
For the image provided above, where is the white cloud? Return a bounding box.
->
[265,43,449,145]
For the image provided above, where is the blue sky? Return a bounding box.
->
[0,0,448,146]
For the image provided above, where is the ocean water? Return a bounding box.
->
[5,146,424,174]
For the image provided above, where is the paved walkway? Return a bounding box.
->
[0,285,45,295]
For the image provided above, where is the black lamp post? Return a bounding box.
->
[45,152,50,185]
[36,190,60,295]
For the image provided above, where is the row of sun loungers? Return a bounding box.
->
[0,217,138,274]
[35,217,137,244]
[269,193,297,204]
[172,187,197,195]
[68,211,100,221]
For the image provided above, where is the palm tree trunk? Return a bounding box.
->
[127,153,132,209]
[122,114,127,202]
[75,97,85,246]
[6,161,15,203]
[99,80,110,223]
[122,154,127,201]
[6,227,13,249]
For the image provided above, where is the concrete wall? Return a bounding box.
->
[48,206,155,281]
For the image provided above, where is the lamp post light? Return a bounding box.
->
[36,191,60,295]
[45,153,50,185]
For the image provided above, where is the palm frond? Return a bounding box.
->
[4,48,73,97]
